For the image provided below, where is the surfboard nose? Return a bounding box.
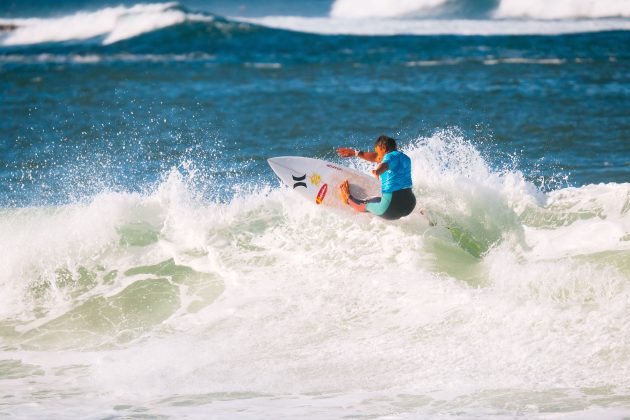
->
[267,157,282,177]
[267,157,294,177]
[267,156,299,186]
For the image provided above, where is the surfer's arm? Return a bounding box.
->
[336,148,380,162]
[372,162,389,177]
[357,151,380,162]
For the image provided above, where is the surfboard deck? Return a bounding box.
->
[268,156,381,210]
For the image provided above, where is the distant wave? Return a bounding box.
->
[495,0,630,19]
[242,16,630,36]
[330,0,630,20]
[1,1,630,51]
[0,2,215,46]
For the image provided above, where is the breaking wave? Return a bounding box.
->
[1,131,629,416]
[242,15,630,36]
[0,2,216,46]
[331,0,630,20]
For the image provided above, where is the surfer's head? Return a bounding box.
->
[374,135,397,159]
[375,135,396,152]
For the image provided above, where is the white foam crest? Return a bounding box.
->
[404,131,630,261]
[0,2,213,46]
[331,0,448,19]
[494,0,630,19]
[411,130,544,205]
[396,130,543,256]
[329,0,630,19]
[241,16,630,36]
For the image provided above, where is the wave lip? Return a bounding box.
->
[0,2,215,47]
[330,0,630,20]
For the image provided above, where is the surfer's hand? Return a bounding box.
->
[371,170,379,179]
[337,148,356,158]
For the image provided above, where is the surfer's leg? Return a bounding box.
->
[347,194,368,212]
[365,192,393,216]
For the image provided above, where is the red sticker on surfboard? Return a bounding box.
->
[315,184,328,204]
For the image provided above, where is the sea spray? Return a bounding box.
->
[2,131,627,335]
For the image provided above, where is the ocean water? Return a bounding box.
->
[1,0,629,418]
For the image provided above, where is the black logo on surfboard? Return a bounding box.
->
[292,174,307,189]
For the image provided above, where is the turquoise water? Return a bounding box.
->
[1,1,629,418]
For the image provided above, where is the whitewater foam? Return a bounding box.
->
[0,2,214,46]
[241,16,630,36]
[1,133,629,417]
[494,0,630,20]
[2,132,627,321]
[330,0,630,19]
[331,0,448,19]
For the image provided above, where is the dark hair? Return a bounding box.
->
[374,135,397,152]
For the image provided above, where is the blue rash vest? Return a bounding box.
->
[380,150,412,193]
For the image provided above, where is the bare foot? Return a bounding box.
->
[339,179,350,204]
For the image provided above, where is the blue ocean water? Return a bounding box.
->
[1,1,629,418]
[1,1,629,206]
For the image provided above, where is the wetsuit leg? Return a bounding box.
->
[365,193,393,216]
[349,190,416,220]
[381,188,416,220]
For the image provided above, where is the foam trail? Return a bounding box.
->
[0,2,213,46]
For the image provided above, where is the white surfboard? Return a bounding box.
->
[268,156,381,210]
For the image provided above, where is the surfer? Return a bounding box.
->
[337,135,416,220]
